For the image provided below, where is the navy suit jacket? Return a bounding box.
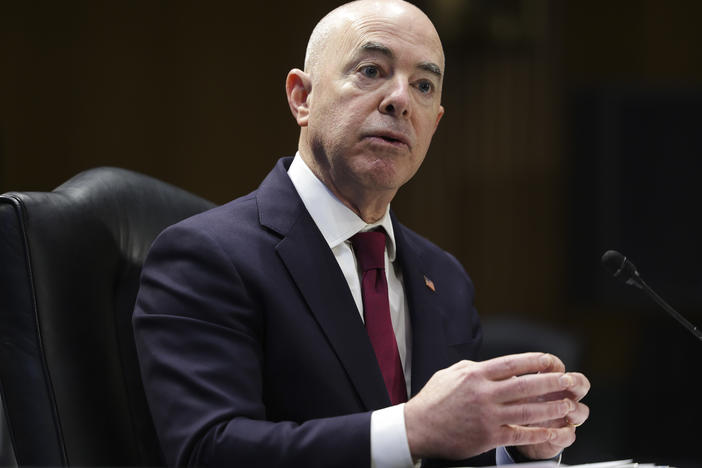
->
[133,158,489,467]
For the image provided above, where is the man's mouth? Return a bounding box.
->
[365,131,410,148]
[379,135,402,144]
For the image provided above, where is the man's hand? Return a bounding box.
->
[509,355,590,461]
[404,352,590,461]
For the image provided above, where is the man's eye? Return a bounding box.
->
[360,65,379,78]
[417,80,433,94]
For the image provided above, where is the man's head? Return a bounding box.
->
[286,0,445,221]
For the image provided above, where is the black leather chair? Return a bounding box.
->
[0,167,216,466]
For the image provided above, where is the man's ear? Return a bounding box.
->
[434,105,445,131]
[286,68,312,127]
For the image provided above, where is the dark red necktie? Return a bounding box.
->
[351,230,408,405]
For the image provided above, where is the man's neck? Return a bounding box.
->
[298,149,395,224]
[335,188,393,224]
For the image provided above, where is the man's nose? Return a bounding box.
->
[379,77,411,118]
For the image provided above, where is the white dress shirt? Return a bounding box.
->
[288,153,515,467]
[288,153,414,468]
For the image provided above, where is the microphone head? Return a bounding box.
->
[601,250,625,274]
[601,249,642,288]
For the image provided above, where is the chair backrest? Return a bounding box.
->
[0,167,216,466]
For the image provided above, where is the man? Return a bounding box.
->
[133,1,590,466]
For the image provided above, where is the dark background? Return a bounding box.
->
[2,1,701,466]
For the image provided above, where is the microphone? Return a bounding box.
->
[601,250,702,341]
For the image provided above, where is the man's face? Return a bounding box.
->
[304,4,445,200]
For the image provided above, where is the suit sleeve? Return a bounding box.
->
[132,224,371,467]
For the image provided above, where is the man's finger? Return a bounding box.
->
[514,375,591,406]
[522,400,589,429]
[499,398,576,426]
[546,424,577,449]
[565,402,589,427]
[481,353,565,381]
[540,355,567,373]
[492,372,576,403]
[497,424,556,447]
[563,372,591,401]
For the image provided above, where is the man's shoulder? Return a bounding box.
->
[393,220,472,287]
[174,191,259,234]
[395,221,441,252]
[140,193,260,264]
[394,220,461,265]
[164,156,297,238]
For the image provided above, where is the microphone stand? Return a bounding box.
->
[602,250,702,342]
[637,278,702,341]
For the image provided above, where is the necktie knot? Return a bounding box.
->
[351,230,386,272]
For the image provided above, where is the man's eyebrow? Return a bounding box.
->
[418,61,442,78]
[359,41,442,78]
[360,41,394,59]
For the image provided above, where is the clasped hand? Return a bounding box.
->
[404,352,590,461]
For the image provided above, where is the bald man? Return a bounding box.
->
[133,1,590,467]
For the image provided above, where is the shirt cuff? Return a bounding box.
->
[496,446,515,464]
[370,404,414,468]
[498,446,563,465]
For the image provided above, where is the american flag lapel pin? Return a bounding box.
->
[423,275,435,292]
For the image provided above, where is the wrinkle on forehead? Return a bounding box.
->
[348,16,444,69]
[304,0,444,75]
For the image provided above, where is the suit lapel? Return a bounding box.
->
[257,158,390,410]
[392,216,451,397]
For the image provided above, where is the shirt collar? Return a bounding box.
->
[287,152,397,261]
